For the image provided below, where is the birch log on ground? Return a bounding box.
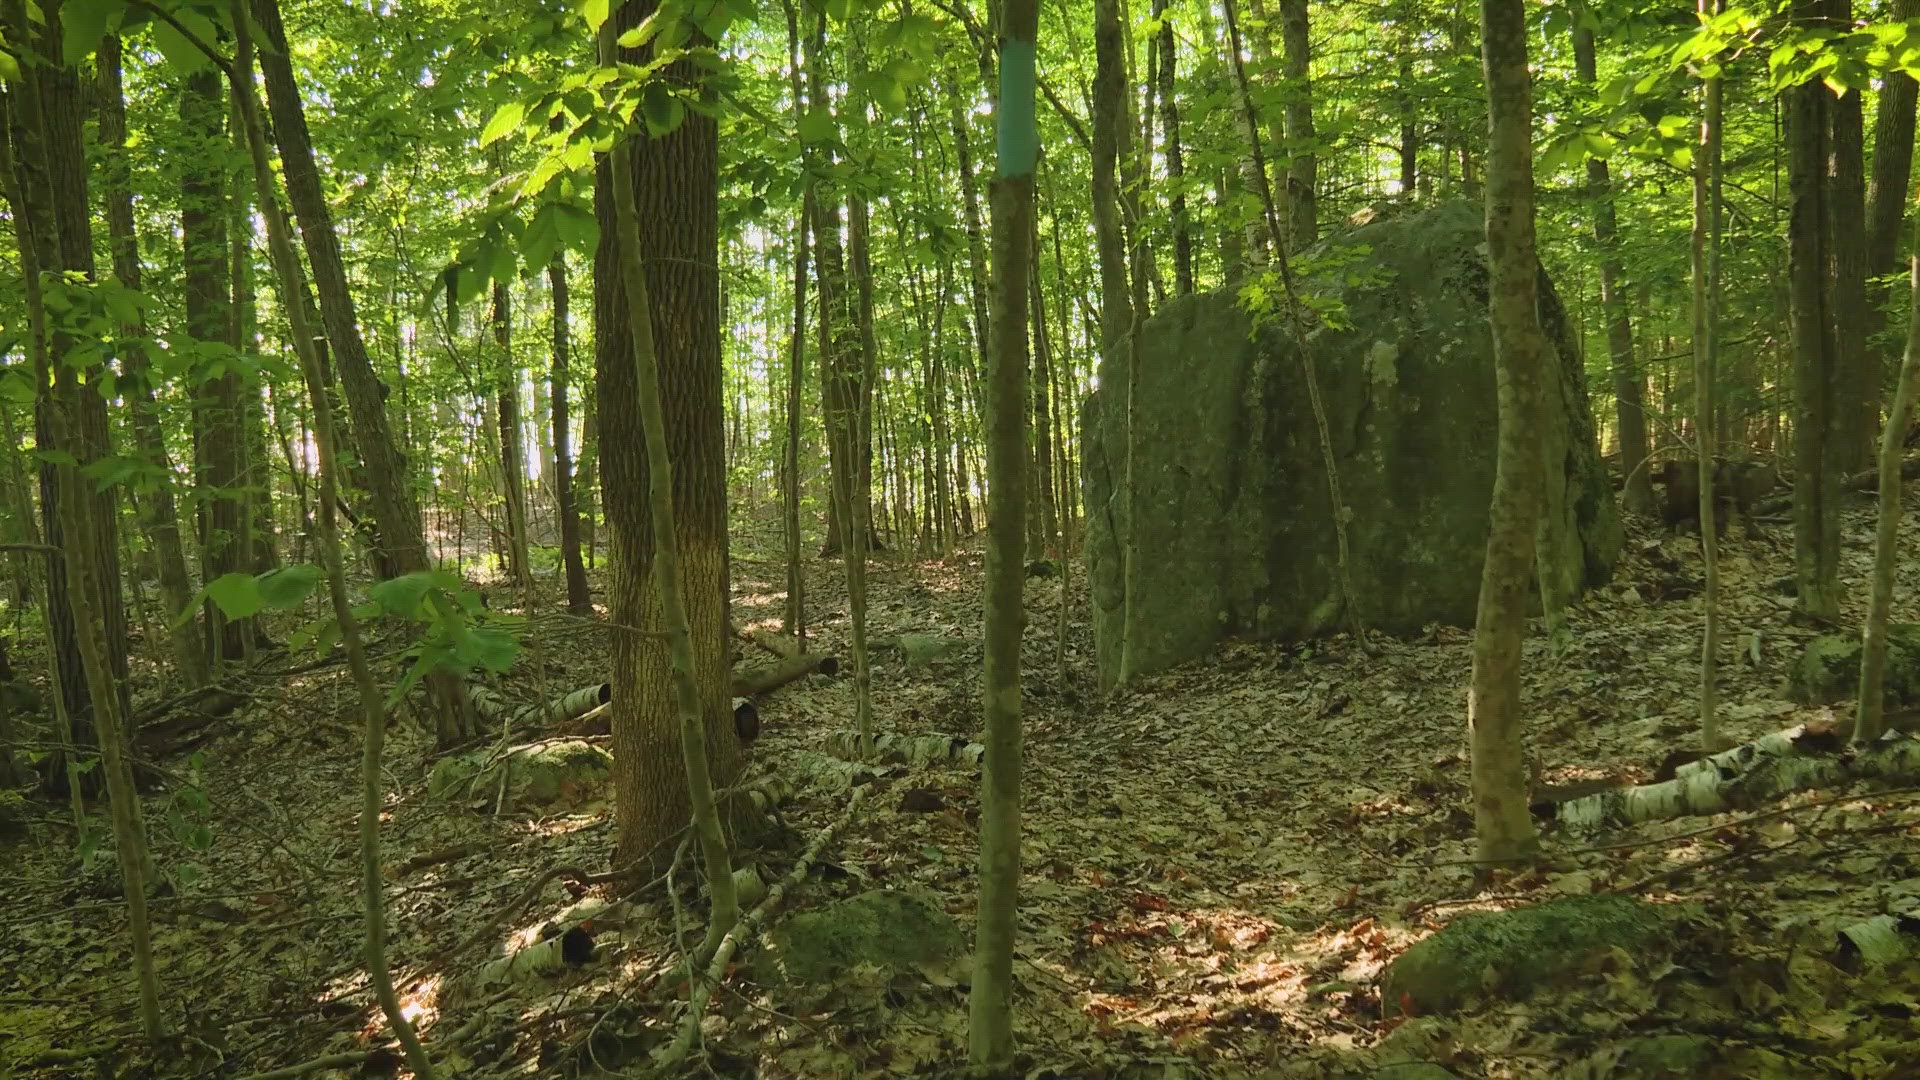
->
[1557,726,1920,829]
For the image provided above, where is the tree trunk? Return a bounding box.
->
[594,0,740,877]
[780,7,810,637]
[970,0,1037,1061]
[550,257,592,615]
[1690,0,1725,751]
[95,35,208,686]
[1470,0,1544,867]
[1153,0,1194,296]
[1786,0,1844,618]
[1,0,160,1032]
[253,0,473,741]
[181,68,253,665]
[1866,0,1919,433]
[1278,0,1317,248]
[1857,245,1920,746]
[4,2,132,784]
[493,277,534,594]
[1826,0,1872,475]
[1571,16,1654,516]
[1095,0,1138,686]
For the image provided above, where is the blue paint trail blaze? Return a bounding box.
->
[996,38,1037,179]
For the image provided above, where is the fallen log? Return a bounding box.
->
[1558,726,1920,829]
[731,651,837,697]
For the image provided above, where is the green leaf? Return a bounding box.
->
[150,9,218,74]
[61,0,117,66]
[480,100,526,146]
[581,0,611,31]
[458,627,520,673]
[369,571,437,618]
[256,564,321,609]
[642,81,684,135]
[206,572,265,620]
[798,104,834,143]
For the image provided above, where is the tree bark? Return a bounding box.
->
[96,35,209,685]
[1786,0,1844,618]
[1278,0,1316,247]
[1470,0,1544,867]
[594,0,740,877]
[1095,0,1138,686]
[253,0,473,741]
[1827,0,1872,474]
[1571,16,1654,516]
[1153,0,1193,296]
[550,257,592,615]
[1690,0,1725,750]
[971,0,1037,1061]
[492,276,534,594]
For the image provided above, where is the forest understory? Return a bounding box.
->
[6,490,1920,1080]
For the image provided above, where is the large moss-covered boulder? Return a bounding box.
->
[1082,202,1622,686]
[1790,626,1920,707]
[1382,895,1670,1016]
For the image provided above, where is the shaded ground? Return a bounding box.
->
[5,494,1920,1077]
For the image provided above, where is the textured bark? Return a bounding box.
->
[1094,0,1138,683]
[96,35,208,685]
[1,0,158,1031]
[549,258,592,615]
[1826,2,1872,475]
[1470,0,1544,866]
[4,3,130,773]
[1278,0,1316,247]
[1865,0,1919,431]
[181,68,252,664]
[1786,0,1844,619]
[1572,19,1653,516]
[594,0,739,875]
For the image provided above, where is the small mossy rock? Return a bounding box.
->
[427,740,612,810]
[1381,895,1668,1017]
[767,888,963,986]
[1789,625,1920,707]
[887,633,970,668]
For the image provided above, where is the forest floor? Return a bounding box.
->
[5,494,1920,1078]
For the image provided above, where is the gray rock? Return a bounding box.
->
[1082,202,1621,686]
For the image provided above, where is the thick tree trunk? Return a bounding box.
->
[1470,0,1545,867]
[1826,2,1872,475]
[594,0,740,877]
[181,68,253,665]
[5,5,131,779]
[1786,0,1844,618]
[1866,0,1919,433]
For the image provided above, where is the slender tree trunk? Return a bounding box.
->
[1691,1,1725,751]
[1095,0,1139,687]
[1152,0,1194,296]
[781,110,811,640]
[594,0,741,877]
[1029,232,1059,557]
[550,257,592,615]
[1571,16,1654,515]
[1469,0,1544,867]
[580,398,599,568]
[254,0,473,742]
[1857,241,1920,746]
[1866,0,1919,434]
[1827,0,1873,475]
[970,0,1037,1061]
[492,276,534,594]
[95,35,208,685]
[228,10,432,1068]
